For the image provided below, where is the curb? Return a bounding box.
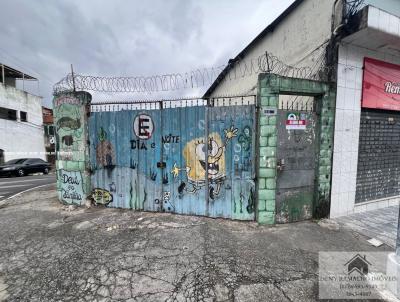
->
[0,183,54,208]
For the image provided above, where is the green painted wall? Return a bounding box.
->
[53,92,92,205]
[256,74,336,224]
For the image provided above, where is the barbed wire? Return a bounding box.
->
[53,50,331,95]
[345,0,365,19]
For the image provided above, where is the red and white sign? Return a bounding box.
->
[362,57,400,111]
[286,112,307,130]
[133,114,154,140]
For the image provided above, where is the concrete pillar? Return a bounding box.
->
[386,207,400,297]
[256,74,279,224]
[314,88,335,218]
[53,91,92,206]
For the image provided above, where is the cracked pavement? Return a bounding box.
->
[0,186,393,301]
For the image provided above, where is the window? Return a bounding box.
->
[20,111,27,122]
[44,125,54,136]
[0,107,17,120]
[26,158,45,164]
[4,158,27,165]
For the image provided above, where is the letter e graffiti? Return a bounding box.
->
[134,114,154,140]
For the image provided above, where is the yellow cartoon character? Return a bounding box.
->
[171,126,238,199]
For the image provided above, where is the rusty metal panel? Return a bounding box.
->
[89,109,162,209]
[162,106,207,215]
[160,105,255,220]
[88,99,256,221]
[207,105,256,220]
[275,110,317,223]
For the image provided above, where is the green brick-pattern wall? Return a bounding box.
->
[53,91,92,206]
[256,74,335,224]
[257,81,279,225]
[315,89,336,210]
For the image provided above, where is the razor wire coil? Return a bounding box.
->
[53,50,331,95]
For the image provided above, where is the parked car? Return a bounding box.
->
[0,158,51,177]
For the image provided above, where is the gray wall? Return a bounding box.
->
[364,0,400,17]
[209,0,340,97]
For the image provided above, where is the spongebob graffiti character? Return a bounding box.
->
[171,126,238,199]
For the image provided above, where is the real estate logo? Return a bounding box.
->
[344,254,371,276]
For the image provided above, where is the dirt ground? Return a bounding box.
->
[0,186,394,301]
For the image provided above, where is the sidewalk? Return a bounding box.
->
[0,187,395,301]
[335,205,399,249]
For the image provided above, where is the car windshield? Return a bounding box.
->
[4,159,27,165]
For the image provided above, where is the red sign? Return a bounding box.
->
[362,57,400,111]
[285,112,307,130]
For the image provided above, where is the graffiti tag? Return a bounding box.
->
[60,170,83,203]
[54,96,81,107]
[57,117,81,130]
[92,188,113,205]
[162,134,180,144]
[130,139,156,150]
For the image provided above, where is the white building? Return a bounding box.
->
[0,64,45,163]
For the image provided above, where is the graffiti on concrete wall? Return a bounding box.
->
[53,92,91,206]
[54,104,85,161]
[59,170,84,204]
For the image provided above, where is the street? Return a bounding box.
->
[0,174,55,201]
[0,186,395,301]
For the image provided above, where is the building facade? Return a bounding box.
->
[42,106,55,165]
[205,0,400,219]
[331,5,400,217]
[0,64,45,163]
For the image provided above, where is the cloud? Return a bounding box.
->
[0,0,295,106]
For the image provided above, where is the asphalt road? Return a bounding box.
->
[0,173,56,201]
[0,187,394,301]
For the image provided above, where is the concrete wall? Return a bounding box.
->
[0,83,45,161]
[54,92,92,206]
[330,43,400,217]
[209,0,339,97]
[363,0,400,17]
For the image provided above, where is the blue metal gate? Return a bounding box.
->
[89,96,256,220]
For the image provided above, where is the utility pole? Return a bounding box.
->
[1,64,4,84]
[71,64,76,92]
[397,207,400,255]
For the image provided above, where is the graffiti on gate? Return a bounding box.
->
[89,105,256,220]
[130,139,156,150]
[96,127,116,167]
[162,134,180,144]
[171,126,237,199]
[59,170,84,204]
[92,188,113,205]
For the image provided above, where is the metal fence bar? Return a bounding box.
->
[89,95,256,112]
[204,98,210,216]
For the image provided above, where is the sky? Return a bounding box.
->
[0,0,295,107]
